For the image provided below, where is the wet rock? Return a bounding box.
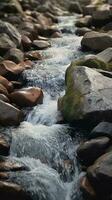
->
[19,21,36,40]
[0,100,23,126]
[0,84,8,96]
[11,81,22,90]
[25,50,42,60]
[0,75,13,93]
[69,1,83,14]
[32,40,51,50]
[77,137,110,166]
[75,27,92,36]
[96,48,112,63]
[80,176,97,199]
[90,122,112,139]
[0,135,10,156]
[18,60,33,70]
[75,15,92,28]
[92,4,112,27]
[0,33,16,54]
[0,156,27,172]
[21,35,32,51]
[51,31,62,38]
[0,181,31,200]
[0,20,21,47]
[0,94,10,103]
[103,22,112,31]
[59,65,112,125]
[0,60,25,77]
[83,4,97,15]
[4,48,24,64]
[9,87,43,107]
[87,152,112,197]
[81,31,112,52]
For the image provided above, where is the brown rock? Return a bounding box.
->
[0,94,10,103]
[0,84,8,96]
[21,35,32,51]
[9,87,43,107]
[51,31,62,38]
[0,60,25,77]
[0,75,13,93]
[0,33,16,54]
[32,40,51,50]
[25,50,42,60]
[0,100,23,126]
[0,135,10,156]
[80,176,96,199]
[0,181,31,200]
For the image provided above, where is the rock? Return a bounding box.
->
[0,33,16,54]
[59,65,112,125]
[0,135,10,156]
[75,27,92,36]
[96,48,112,63]
[0,94,10,103]
[80,176,96,199]
[32,40,51,50]
[83,4,97,15]
[0,156,27,172]
[0,181,31,200]
[81,31,112,52]
[25,50,42,60]
[0,75,13,92]
[51,31,62,38]
[87,152,112,197]
[0,100,23,126]
[0,20,21,47]
[18,60,33,70]
[21,35,32,51]
[92,5,112,27]
[77,137,110,166]
[75,15,92,28]
[103,22,112,31]
[0,60,25,77]
[4,48,24,64]
[90,122,112,139]
[69,2,83,14]
[9,87,43,107]
[11,81,22,90]
[0,84,8,96]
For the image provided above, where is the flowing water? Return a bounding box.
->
[1,15,86,200]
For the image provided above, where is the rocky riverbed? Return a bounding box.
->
[0,0,112,200]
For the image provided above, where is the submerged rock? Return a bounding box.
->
[81,31,112,52]
[58,65,112,126]
[77,137,110,166]
[9,87,43,107]
[0,100,23,126]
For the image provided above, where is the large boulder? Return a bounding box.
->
[92,4,112,27]
[0,100,23,126]
[87,152,112,198]
[58,65,112,125]
[0,20,21,47]
[81,31,112,52]
[77,137,110,166]
[9,87,43,107]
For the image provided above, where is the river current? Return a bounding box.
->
[1,15,86,200]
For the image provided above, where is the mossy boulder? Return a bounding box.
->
[58,65,112,125]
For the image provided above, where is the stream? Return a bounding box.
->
[1,15,86,200]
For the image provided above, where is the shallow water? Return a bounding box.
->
[2,15,86,200]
